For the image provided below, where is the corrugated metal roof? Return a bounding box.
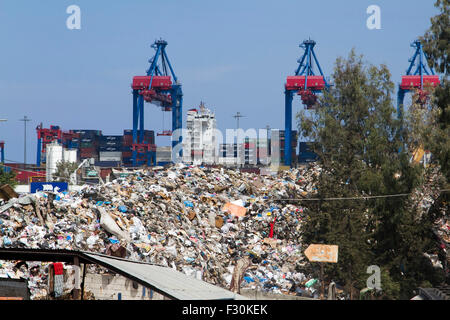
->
[83,252,247,300]
[0,248,247,300]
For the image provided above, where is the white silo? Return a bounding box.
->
[46,143,63,181]
[63,149,78,163]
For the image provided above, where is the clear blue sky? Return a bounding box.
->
[0,0,439,163]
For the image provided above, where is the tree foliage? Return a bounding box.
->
[421,0,450,181]
[0,165,17,188]
[297,50,442,299]
[53,161,79,183]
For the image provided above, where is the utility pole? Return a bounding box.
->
[265,124,270,139]
[0,119,6,164]
[19,116,31,167]
[233,112,244,129]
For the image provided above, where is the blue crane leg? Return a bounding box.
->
[397,88,406,152]
[397,88,405,122]
[36,138,41,166]
[139,94,144,143]
[132,90,138,166]
[285,90,293,166]
[177,94,183,158]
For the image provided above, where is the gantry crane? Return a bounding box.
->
[36,123,62,166]
[397,39,440,124]
[131,39,183,166]
[284,39,329,166]
[397,40,440,161]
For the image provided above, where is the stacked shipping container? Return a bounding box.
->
[99,135,122,161]
[72,130,102,161]
[122,130,155,166]
[271,129,297,166]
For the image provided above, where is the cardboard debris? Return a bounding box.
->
[0,184,18,201]
[222,202,247,217]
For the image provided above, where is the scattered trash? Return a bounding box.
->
[1,162,444,300]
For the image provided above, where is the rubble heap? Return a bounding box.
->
[0,164,323,299]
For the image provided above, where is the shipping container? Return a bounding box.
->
[72,130,102,137]
[285,75,326,91]
[94,160,121,167]
[80,147,96,153]
[12,168,46,183]
[123,135,133,146]
[99,140,122,147]
[99,135,122,142]
[99,146,121,152]
[122,156,133,163]
[99,151,122,162]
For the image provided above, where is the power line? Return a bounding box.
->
[269,190,450,202]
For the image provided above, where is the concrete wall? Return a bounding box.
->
[83,273,169,300]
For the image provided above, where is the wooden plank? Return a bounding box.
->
[304,244,339,263]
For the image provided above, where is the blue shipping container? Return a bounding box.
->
[94,160,121,167]
[99,140,123,147]
[99,136,122,142]
[99,146,121,152]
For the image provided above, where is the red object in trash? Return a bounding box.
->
[269,217,277,238]
[53,262,63,275]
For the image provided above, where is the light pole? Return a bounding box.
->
[19,116,31,167]
[233,112,244,129]
[0,119,6,164]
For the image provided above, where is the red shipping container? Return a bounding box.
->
[13,168,45,183]
[400,75,440,90]
[285,75,325,91]
[132,76,172,90]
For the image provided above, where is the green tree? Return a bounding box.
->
[421,0,450,181]
[53,161,79,183]
[0,165,17,188]
[297,50,431,299]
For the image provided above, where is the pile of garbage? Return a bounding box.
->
[409,165,446,220]
[0,163,324,299]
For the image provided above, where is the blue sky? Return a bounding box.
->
[0,0,439,163]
